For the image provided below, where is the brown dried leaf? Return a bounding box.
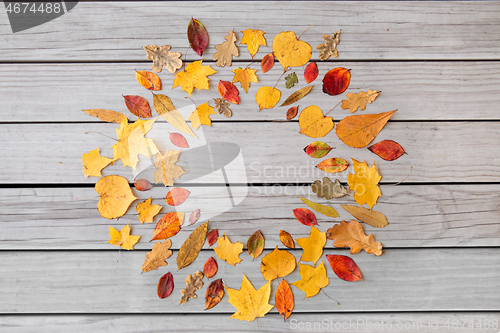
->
[341,90,380,113]
[214,98,232,117]
[327,219,383,256]
[213,30,239,67]
[82,109,127,124]
[341,204,388,228]
[180,271,204,304]
[317,30,341,61]
[142,239,173,273]
[312,177,349,199]
[280,86,313,107]
[143,45,182,73]
[177,221,208,270]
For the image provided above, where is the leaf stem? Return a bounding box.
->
[273,69,289,90]
[321,289,340,305]
[298,25,314,39]
[324,99,343,117]
[84,132,118,141]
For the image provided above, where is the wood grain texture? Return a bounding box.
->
[1,185,499,250]
[1,248,499,313]
[1,2,499,61]
[2,61,500,122]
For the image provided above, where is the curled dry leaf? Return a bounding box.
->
[322,67,350,96]
[95,175,137,220]
[218,81,240,104]
[226,274,273,322]
[336,110,397,148]
[279,230,295,249]
[180,271,204,304]
[232,67,259,93]
[177,221,208,270]
[151,212,183,241]
[108,224,140,250]
[327,219,383,256]
[286,106,298,120]
[188,102,216,130]
[189,209,201,226]
[136,197,162,223]
[317,30,341,61]
[203,256,218,279]
[326,254,363,282]
[153,93,197,138]
[368,139,406,161]
[213,233,243,266]
[312,177,349,199]
[348,159,382,209]
[165,187,190,206]
[273,31,312,69]
[170,132,189,148]
[299,196,339,218]
[316,158,349,173]
[304,62,319,84]
[341,90,380,113]
[247,230,265,260]
[276,279,294,321]
[260,246,296,281]
[157,272,174,299]
[261,53,275,73]
[135,70,161,91]
[207,229,219,246]
[293,208,318,226]
[213,30,239,68]
[143,45,182,73]
[303,141,333,159]
[134,179,153,191]
[240,28,266,58]
[172,60,217,96]
[296,226,326,265]
[342,204,388,228]
[256,86,281,111]
[82,148,114,178]
[187,18,209,56]
[153,149,186,187]
[82,109,126,124]
[142,239,173,273]
[205,278,224,310]
[214,98,232,118]
[285,72,298,89]
[291,261,329,298]
[298,105,334,138]
[280,86,313,107]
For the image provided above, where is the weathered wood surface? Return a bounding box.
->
[2,248,500,313]
[2,61,500,122]
[1,185,499,250]
[1,2,500,61]
[2,312,499,333]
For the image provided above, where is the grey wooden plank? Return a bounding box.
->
[2,312,499,332]
[1,185,499,250]
[1,122,500,184]
[2,61,500,122]
[1,2,499,61]
[1,248,499,313]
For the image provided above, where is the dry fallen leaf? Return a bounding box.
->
[172,60,217,96]
[95,175,137,219]
[143,45,182,73]
[342,204,388,228]
[341,90,380,113]
[123,95,152,118]
[256,86,281,111]
[213,233,244,266]
[326,254,363,282]
[285,72,298,89]
[82,148,114,178]
[298,105,334,138]
[286,106,299,120]
[273,31,312,69]
[261,53,275,73]
[213,30,239,67]
[153,149,186,187]
[218,81,240,104]
[291,261,329,298]
[205,278,224,310]
[142,239,173,273]
[322,67,350,96]
[233,67,259,93]
[296,226,326,265]
[316,158,349,173]
[108,224,140,250]
[279,230,295,249]
[136,70,161,91]
[368,140,406,161]
[312,177,349,199]
[180,271,204,304]
[293,208,318,226]
[170,132,189,148]
[260,246,296,281]
[188,102,216,130]
[304,62,319,84]
[247,230,265,260]
[280,86,313,107]
[347,159,382,209]
[152,93,197,138]
[187,18,209,56]
[214,98,232,117]
[157,272,174,299]
[177,221,208,270]
[204,257,218,279]
[303,141,333,159]
[299,196,339,218]
[188,209,201,226]
[165,187,190,206]
[151,212,183,240]
[136,197,162,223]
[207,229,218,246]
[276,279,294,321]
[240,28,266,58]
[317,30,341,60]
[327,219,383,256]
[82,109,126,124]
[134,179,153,191]
[226,274,274,322]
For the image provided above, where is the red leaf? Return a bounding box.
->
[322,67,351,96]
[326,254,363,282]
[157,272,174,299]
[170,132,189,148]
[275,279,294,321]
[123,95,151,118]
[293,208,318,226]
[316,158,349,173]
[261,53,275,73]
[205,278,224,310]
[187,18,209,56]
[304,62,319,84]
[203,256,218,278]
[286,106,298,120]
[165,188,190,206]
[134,179,153,191]
[151,212,182,240]
[218,81,240,105]
[368,140,406,161]
[304,141,333,158]
[188,209,201,225]
[207,229,219,247]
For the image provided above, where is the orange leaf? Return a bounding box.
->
[293,208,318,226]
[368,140,406,161]
[205,278,224,310]
[286,106,298,120]
[136,197,162,223]
[203,256,218,279]
[316,158,349,173]
[134,179,153,191]
[123,95,152,118]
[291,261,329,298]
[142,239,173,273]
[135,70,161,91]
[304,62,319,83]
[151,212,183,241]
[169,132,189,148]
[260,246,296,281]
[296,226,326,265]
[82,109,126,124]
[165,187,190,206]
[298,105,334,138]
[322,67,350,96]
[327,220,383,256]
[232,67,259,93]
[218,81,240,104]
[336,110,397,148]
[276,279,294,321]
[261,53,275,73]
[279,230,295,249]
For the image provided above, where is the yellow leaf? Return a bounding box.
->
[136,197,162,223]
[341,204,388,228]
[95,175,137,219]
[260,246,296,281]
[213,233,243,266]
[177,221,208,270]
[347,159,382,209]
[172,60,217,95]
[298,196,339,218]
[272,31,312,69]
[82,148,114,178]
[327,219,383,256]
[341,90,380,113]
[188,102,216,130]
[291,261,329,298]
[240,28,266,58]
[212,30,239,67]
[143,45,182,73]
[225,273,274,322]
[82,109,127,124]
[152,93,197,138]
[255,86,281,111]
[153,149,186,187]
[110,117,159,170]
[108,224,140,250]
[141,239,172,273]
[296,226,326,265]
[232,67,259,93]
[298,105,334,138]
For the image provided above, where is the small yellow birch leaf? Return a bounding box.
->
[152,93,197,138]
[225,274,274,322]
[298,196,339,218]
[260,246,296,281]
[188,102,216,130]
[213,30,239,67]
[341,90,380,113]
[298,105,334,138]
[291,261,329,298]
[82,148,114,178]
[136,197,162,223]
[273,31,312,69]
[240,29,266,58]
[347,159,382,209]
[108,224,140,250]
[172,60,217,95]
[95,175,137,219]
[255,86,281,111]
[296,226,326,265]
[213,233,243,266]
[153,149,186,187]
[232,67,259,93]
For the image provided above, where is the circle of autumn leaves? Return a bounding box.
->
[81,19,406,322]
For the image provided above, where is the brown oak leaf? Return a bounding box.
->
[214,98,232,117]
[317,30,341,61]
[143,45,182,73]
[141,239,173,273]
[312,177,349,199]
[180,271,204,304]
[213,30,239,67]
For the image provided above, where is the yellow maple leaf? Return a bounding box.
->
[291,261,329,298]
[225,273,274,321]
[141,239,172,273]
[110,117,159,170]
[188,102,216,130]
[108,224,140,250]
[213,233,243,266]
[212,30,239,67]
[327,219,383,256]
[232,67,259,93]
[296,226,326,265]
[260,246,296,281]
[153,149,186,187]
[172,60,217,95]
[240,29,266,58]
[255,86,281,111]
[347,159,382,209]
[136,197,162,223]
[82,148,114,178]
[95,175,137,219]
[341,90,380,113]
